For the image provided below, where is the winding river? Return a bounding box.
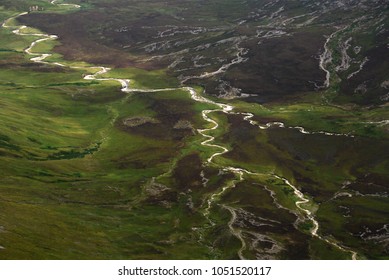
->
[2,1,358,260]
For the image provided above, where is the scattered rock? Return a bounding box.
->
[381,80,389,89]
[216,80,253,99]
[158,239,175,245]
[354,46,362,54]
[143,178,170,198]
[159,200,173,209]
[354,83,367,94]
[217,80,242,99]
[173,119,196,134]
[380,93,389,101]
[29,6,43,12]
[122,116,160,127]
[186,196,194,211]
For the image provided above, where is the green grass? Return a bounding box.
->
[0,39,221,258]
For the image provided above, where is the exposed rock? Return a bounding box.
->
[122,116,160,127]
[380,93,389,102]
[354,46,362,54]
[144,178,170,198]
[173,119,195,134]
[29,6,42,12]
[354,83,367,94]
[381,80,389,89]
[159,200,173,209]
[336,37,352,72]
[186,196,194,211]
[216,80,253,99]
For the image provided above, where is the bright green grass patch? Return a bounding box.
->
[102,67,180,89]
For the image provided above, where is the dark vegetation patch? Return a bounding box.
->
[337,44,389,105]
[220,112,389,202]
[218,112,389,258]
[117,93,198,141]
[173,153,203,191]
[19,12,137,68]
[340,173,389,199]
[318,196,389,259]
[47,143,100,160]
[0,60,71,73]
[221,179,311,259]
[111,146,174,170]
[0,134,20,151]
[225,32,327,102]
[17,0,389,105]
